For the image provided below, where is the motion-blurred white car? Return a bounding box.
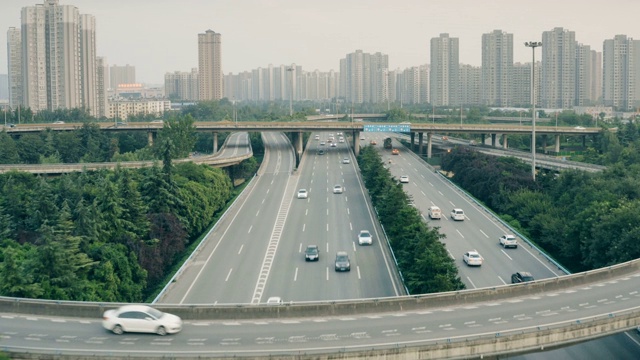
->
[102,305,182,336]
[297,189,308,199]
[463,251,483,266]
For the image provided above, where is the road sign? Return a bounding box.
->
[363,124,410,132]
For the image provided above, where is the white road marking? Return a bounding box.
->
[238,245,244,254]
[225,268,233,282]
[248,225,253,233]
[349,222,353,231]
[421,190,426,196]
[326,243,329,252]
[326,267,329,281]
[479,230,489,238]
[501,249,513,260]
[255,210,260,216]
[294,267,298,282]
[447,249,455,259]
[352,242,356,251]
[305,209,308,216]
[498,276,507,285]
[347,208,350,215]
[326,223,329,231]
[302,224,306,232]
[466,276,477,289]
[357,266,361,279]
[456,229,464,238]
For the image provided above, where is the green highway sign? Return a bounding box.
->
[363,124,411,132]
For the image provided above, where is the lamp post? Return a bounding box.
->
[525,41,542,181]
[287,64,295,117]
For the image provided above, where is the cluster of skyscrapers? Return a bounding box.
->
[6,1,640,119]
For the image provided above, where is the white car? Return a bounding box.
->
[297,189,308,199]
[451,208,465,221]
[266,296,283,305]
[499,234,518,248]
[314,135,320,140]
[102,305,182,336]
[52,120,65,124]
[339,137,345,143]
[342,157,350,164]
[400,175,409,183]
[333,184,344,194]
[330,142,337,147]
[358,230,373,245]
[428,206,442,219]
[463,251,483,266]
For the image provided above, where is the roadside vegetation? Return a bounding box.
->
[357,146,465,294]
[440,120,640,272]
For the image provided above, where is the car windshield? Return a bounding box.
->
[146,307,164,319]
[360,231,370,237]
[469,253,480,258]
[306,246,318,254]
[337,255,348,261]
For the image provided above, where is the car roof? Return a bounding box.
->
[518,271,533,276]
[467,250,480,255]
[113,304,153,313]
[336,251,348,256]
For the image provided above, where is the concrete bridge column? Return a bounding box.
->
[148,131,154,147]
[418,132,424,155]
[353,130,360,157]
[427,132,433,159]
[481,134,486,145]
[542,135,548,154]
[502,134,508,149]
[410,132,416,151]
[491,133,497,147]
[213,132,218,153]
[582,135,586,147]
[295,131,303,165]
[555,134,561,153]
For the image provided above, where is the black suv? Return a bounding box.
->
[304,245,319,261]
[334,251,351,272]
[511,271,534,283]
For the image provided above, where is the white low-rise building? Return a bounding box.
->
[107,98,171,120]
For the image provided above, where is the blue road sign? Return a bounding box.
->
[363,124,411,132]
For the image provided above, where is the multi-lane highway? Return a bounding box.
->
[1,130,638,359]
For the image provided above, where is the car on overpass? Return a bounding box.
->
[304,245,319,261]
[342,157,350,164]
[333,184,344,194]
[463,251,483,266]
[358,230,373,245]
[400,175,409,183]
[499,234,518,248]
[511,271,535,283]
[334,251,351,271]
[297,189,308,199]
[391,148,400,155]
[451,208,465,221]
[102,305,182,336]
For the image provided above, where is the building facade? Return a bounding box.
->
[10,0,98,115]
[109,64,135,90]
[459,64,481,106]
[481,30,513,107]
[540,27,576,109]
[7,27,22,107]
[198,29,223,101]
[339,50,388,104]
[430,33,459,106]
[108,99,170,120]
[165,68,199,101]
[603,34,640,111]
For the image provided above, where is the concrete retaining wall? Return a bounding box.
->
[1,258,639,320]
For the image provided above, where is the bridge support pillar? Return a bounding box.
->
[582,135,586,147]
[502,134,508,149]
[542,135,548,154]
[213,132,218,153]
[427,133,433,159]
[148,131,154,147]
[353,131,360,157]
[481,134,486,145]
[418,132,424,155]
[410,132,415,151]
[491,133,497,147]
[555,134,561,153]
[295,131,303,165]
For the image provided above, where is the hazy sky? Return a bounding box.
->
[2,0,640,84]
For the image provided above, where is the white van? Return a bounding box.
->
[428,206,442,219]
[451,208,465,221]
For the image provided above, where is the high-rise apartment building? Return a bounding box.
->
[10,0,98,115]
[540,27,576,109]
[109,64,135,90]
[198,29,223,101]
[7,27,22,107]
[459,64,481,106]
[0,74,8,101]
[95,56,107,118]
[165,68,199,101]
[575,44,592,106]
[430,33,459,106]
[340,50,388,104]
[591,50,602,103]
[603,35,640,111]
[481,30,513,107]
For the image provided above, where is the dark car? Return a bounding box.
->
[317,149,325,155]
[334,251,351,272]
[304,245,319,261]
[511,271,534,283]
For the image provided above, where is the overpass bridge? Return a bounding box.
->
[4,121,603,163]
[1,258,638,359]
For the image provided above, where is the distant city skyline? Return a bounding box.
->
[3,0,640,84]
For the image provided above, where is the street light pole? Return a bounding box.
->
[525,41,542,181]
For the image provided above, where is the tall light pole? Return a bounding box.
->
[525,41,542,181]
[287,64,295,117]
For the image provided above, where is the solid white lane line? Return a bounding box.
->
[225,268,233,282]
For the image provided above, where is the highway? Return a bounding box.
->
[363,133,566,289]
[0,130,638,358]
